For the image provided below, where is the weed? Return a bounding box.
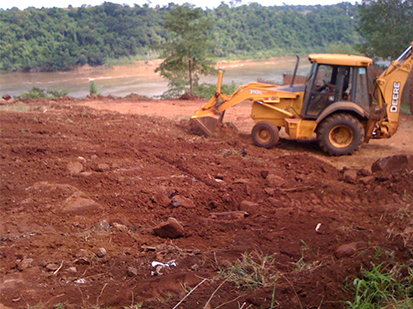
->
[0,103,30,112]
[218,251,279,290]
[158,292,172,303]
[90,80,99,95]
[19,87,68,99]
[344,263,413,309]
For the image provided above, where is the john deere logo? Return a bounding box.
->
[390,82,401,113]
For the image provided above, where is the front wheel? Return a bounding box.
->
[252,121,279,149]
[317,113,364,156]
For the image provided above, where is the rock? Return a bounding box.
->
[266,174,285,187]
[264,188,275,196]
[79,172,92,177]
[61,193,101,214]
[67,161,84,175]
[359,176,375,185]
[91,154,98,160]
[127,266,138,277]
[210,211,248,220]
[335,242,365,259]
[343,169,358,183]
[153,217,185,239]
[96,248,107,258]
[74,257,90,265]
[359,168,372,176]
[260,170,269,179]
[151,193,171,207]
[240,200,260,214]
[98,220,110,230]
[112,222,128,232]
[371,155,413,173]
[171,195,195,208]
[94,163,110,172]
[74,249,89,258]
[67,267,77,273]
[373,186,383,194]
[2,94,12,101]
[233,178,250,184]
[46,263,59,271]
[374,171,392,182]
[17,258,33,271]
[215,173,224,180]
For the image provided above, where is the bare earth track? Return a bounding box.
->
[1,97,412,309]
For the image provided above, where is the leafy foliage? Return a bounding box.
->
[0,3,361,73]
[358,0,413,59]
[20,87,68,98]
[344,263,413,309]
[155,4,216,96]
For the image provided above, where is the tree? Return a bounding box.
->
[155,4,216,97]
[358,0,413,59]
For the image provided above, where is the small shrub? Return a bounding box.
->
[89,80,99,95]
[194,81,239,99]
[20,87,69,99]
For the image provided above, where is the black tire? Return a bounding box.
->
[316,113,364,156]
[252,121,279,149]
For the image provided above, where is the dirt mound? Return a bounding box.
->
[1,103,412,308]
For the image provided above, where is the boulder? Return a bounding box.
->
[61,193,101,214]
[153,217,185,239]
[371,155,413,173]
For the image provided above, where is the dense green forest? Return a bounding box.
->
[0,2,361,73]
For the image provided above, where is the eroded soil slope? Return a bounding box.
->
[1,101,413,308]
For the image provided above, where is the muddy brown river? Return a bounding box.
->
[0,57,311,98]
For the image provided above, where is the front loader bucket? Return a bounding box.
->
[191,116,219,137]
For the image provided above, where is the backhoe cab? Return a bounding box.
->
[191,42,413,155]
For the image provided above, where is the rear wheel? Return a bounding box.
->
[252,121,279,149]
[317,113,364,156]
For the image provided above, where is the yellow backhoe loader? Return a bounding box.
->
[191,42,413,155]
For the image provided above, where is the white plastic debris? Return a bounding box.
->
[151,260,177,276]
[75,278,86,284]
[315,223,322,232]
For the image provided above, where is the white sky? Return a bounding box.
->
[0,0,356,10]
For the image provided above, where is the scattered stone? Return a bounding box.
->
[127,266,138,277]
[151,193,171,207]
[46,263,59,271]
[335,242,365,259]
[266,174,285,187]
[79,172,93,177]
[260,170,269,179]
[373,186,383,194]
[98,220,110,230]
[61,193,101,214]
[94,163,110,172]
[67,161,84,175]
[153,217,185,239]
[264,188,275,196]
[77,156,87,164]
[210,211,249,220]
[74,249,89,258]
[17,258,33,271]
[171,195,195,208]
[343,169,358,183]
[96,248,107,258]
[91,154,98,160]
[74,257,90,265]
[360,176,375,185]
[371,155,413,173]
[233,178,250,184]
[215,173,224,180]
[67,267,77,273]
[111,162,119,169]
[359,168,372,177]
[240,200,260,214]
[112,222,128,232]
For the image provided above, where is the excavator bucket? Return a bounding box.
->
[191,116,219,137]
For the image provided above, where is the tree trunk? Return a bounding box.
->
[188,58,193,95]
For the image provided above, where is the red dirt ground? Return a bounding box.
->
[1,98,413,309]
